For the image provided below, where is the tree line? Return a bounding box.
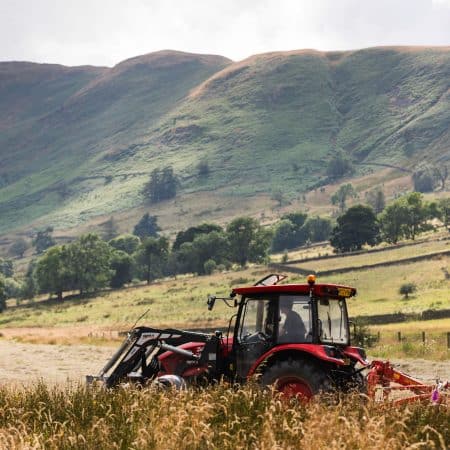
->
[1,191,449,310]
[0,210,333,307]
[330,192,449,252]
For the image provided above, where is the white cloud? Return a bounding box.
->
[0,0,449,66]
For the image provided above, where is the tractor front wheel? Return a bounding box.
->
[261,359,330,401]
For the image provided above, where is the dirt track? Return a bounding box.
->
[0,340,113,384]
[0,340,449,385]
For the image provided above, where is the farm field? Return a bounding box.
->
[2,236,450,330]
[286,238,450,272]
[1,242,449,448]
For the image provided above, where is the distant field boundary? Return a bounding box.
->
[283,236,450,266]
[184,308,450,334]
[270,249,450,277]
[352,308,450,325]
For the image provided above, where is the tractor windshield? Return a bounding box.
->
[317,298,349,345]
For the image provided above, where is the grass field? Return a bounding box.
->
[368,318,450,360]
[1,236,449,365]
[0,383,448,449]
[2,254,449,331]
[292,239,450,272]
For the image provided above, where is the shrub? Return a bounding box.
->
[203,259,217,275]
[399,283,417,299]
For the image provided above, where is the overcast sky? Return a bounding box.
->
[1,0,450,67]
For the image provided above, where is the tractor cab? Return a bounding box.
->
[222,274,357,381]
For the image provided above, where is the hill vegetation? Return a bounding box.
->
[0,47,449,237]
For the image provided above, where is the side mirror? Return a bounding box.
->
[207,295,216,311]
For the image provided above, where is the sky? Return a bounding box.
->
[1,0,450,67]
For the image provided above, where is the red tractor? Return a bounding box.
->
[88,274,448,403]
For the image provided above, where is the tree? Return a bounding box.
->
[33,227,56,254]
[174,231,230,275]
[110,250,133,288]
[331,184,357,213]
[35,246,72,301]
[271,220,297,252]
[21,261,37,300]
[401,192,435,240]
[197,161,210,178]
[433,165,448,191]
[133,213,161,240]
[271,190,285,207]
[330,205,380,253]
[173,223,223,251]
[193,231,229,274]
[109,234,141,255]
[438,198,450,232]
[143,166,177,203]
[203,259,217,275]
[326,150,353,179]
[399,283,417,299]
[271,213,309,252]
[3,278,22,299]
[379,201,409,244]
[302,216,333,242]
[226,217,271,266]
[365,188,386,214]
[379,193,437,243]
[0,258,13,278]
[283,212,307,229]
[8,238,29,258]
[0,277,6,312]
[101,216,119,241]
[134,237,169,284]
[173,242,197,275]
[412,166,435,193]
[69,234,113,295]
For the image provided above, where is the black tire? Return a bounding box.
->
[261,359,331,399]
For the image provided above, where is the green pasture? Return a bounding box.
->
[1,246,449,332]
[294,239,450,272]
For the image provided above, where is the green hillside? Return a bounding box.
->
[0,51,231,232]
[0,47,449,235]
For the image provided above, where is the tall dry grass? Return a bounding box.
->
[0,383,448,449]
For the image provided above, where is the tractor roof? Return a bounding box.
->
[232,283,356,299]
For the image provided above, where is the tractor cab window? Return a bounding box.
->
[278,295,312,343]
[239,298,274,342]
[317,298,349,345]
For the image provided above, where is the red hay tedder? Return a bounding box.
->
[88,274,449,404]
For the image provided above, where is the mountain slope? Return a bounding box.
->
[0,51,231,231]
[0,47,449,235]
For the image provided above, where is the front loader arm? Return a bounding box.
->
[87,326,214,387]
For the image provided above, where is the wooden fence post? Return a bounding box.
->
[397,331,402,342]
[422,331,425,344]
[447,332,450,349]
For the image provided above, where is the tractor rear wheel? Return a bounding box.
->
[261,359,331,400]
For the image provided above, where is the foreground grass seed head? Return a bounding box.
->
[0,382,448,450]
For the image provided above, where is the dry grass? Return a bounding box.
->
[0,383,448,449]
[369,318,450,360]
